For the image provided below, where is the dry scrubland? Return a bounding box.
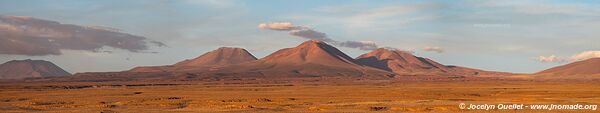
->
[0,80,599,113]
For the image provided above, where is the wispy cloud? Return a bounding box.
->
[338,41,378,51]
[183,0,235,8]
[345,5,437,28]
[423,46,444,53]
[475,1,600,16]
[283,3,440,32]
[258,22,333,42]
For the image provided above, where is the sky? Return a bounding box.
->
[0,0,599,73]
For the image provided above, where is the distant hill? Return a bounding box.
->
[128,47,257,72]
[355,48,509,76]
[0,59,70,79]
[537,58,600,75]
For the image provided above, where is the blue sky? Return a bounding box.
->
[0,0,599,73]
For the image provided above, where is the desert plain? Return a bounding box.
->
[1,78,599,113]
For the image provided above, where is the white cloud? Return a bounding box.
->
[536,55,564,63]
[423,46,444,53]
[569,51,600,61]
[535,50,600,63]
[258,22,301,31]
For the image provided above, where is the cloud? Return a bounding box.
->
[423,46,444,53]
[258,22,331,41]
[535,50,600,63]
[0,15,163,56]
[382,47,414,54]
[337,41,378,50]
[258,22,379,50]
[150,41,168,47]
[536,55,564,63]
[288,29,332,42]
[476,1,600,16]
[184,0,235,8]
[285,3,439,32]
[258,22,300,31]
[569,51,600,61]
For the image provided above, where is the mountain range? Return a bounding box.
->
[121,40,507,80]
[355,48,507,76]
[1,40,598,81]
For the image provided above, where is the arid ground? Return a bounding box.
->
[1,79,599,113]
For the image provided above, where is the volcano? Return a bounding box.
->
[355,48,505,76]
[129,47,257,72]
[174,47,257,66]
[0,59,71,79]
[537,58,600,75]
[202,40,394,79]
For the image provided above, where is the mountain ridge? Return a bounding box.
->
[356,48,510,76]
[0,59,71,79]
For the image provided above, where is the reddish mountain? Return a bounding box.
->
[129,47,257,72]
[536,58,600,75]
[174,47,257,66]
[0,59,71,79]
[260,40,358,66]
[202,40,393,78]
[356,48,505,76]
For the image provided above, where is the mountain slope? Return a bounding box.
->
[536,58,600,75]
[0,59,71,79]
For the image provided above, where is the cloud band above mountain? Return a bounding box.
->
[258,22,380,50]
